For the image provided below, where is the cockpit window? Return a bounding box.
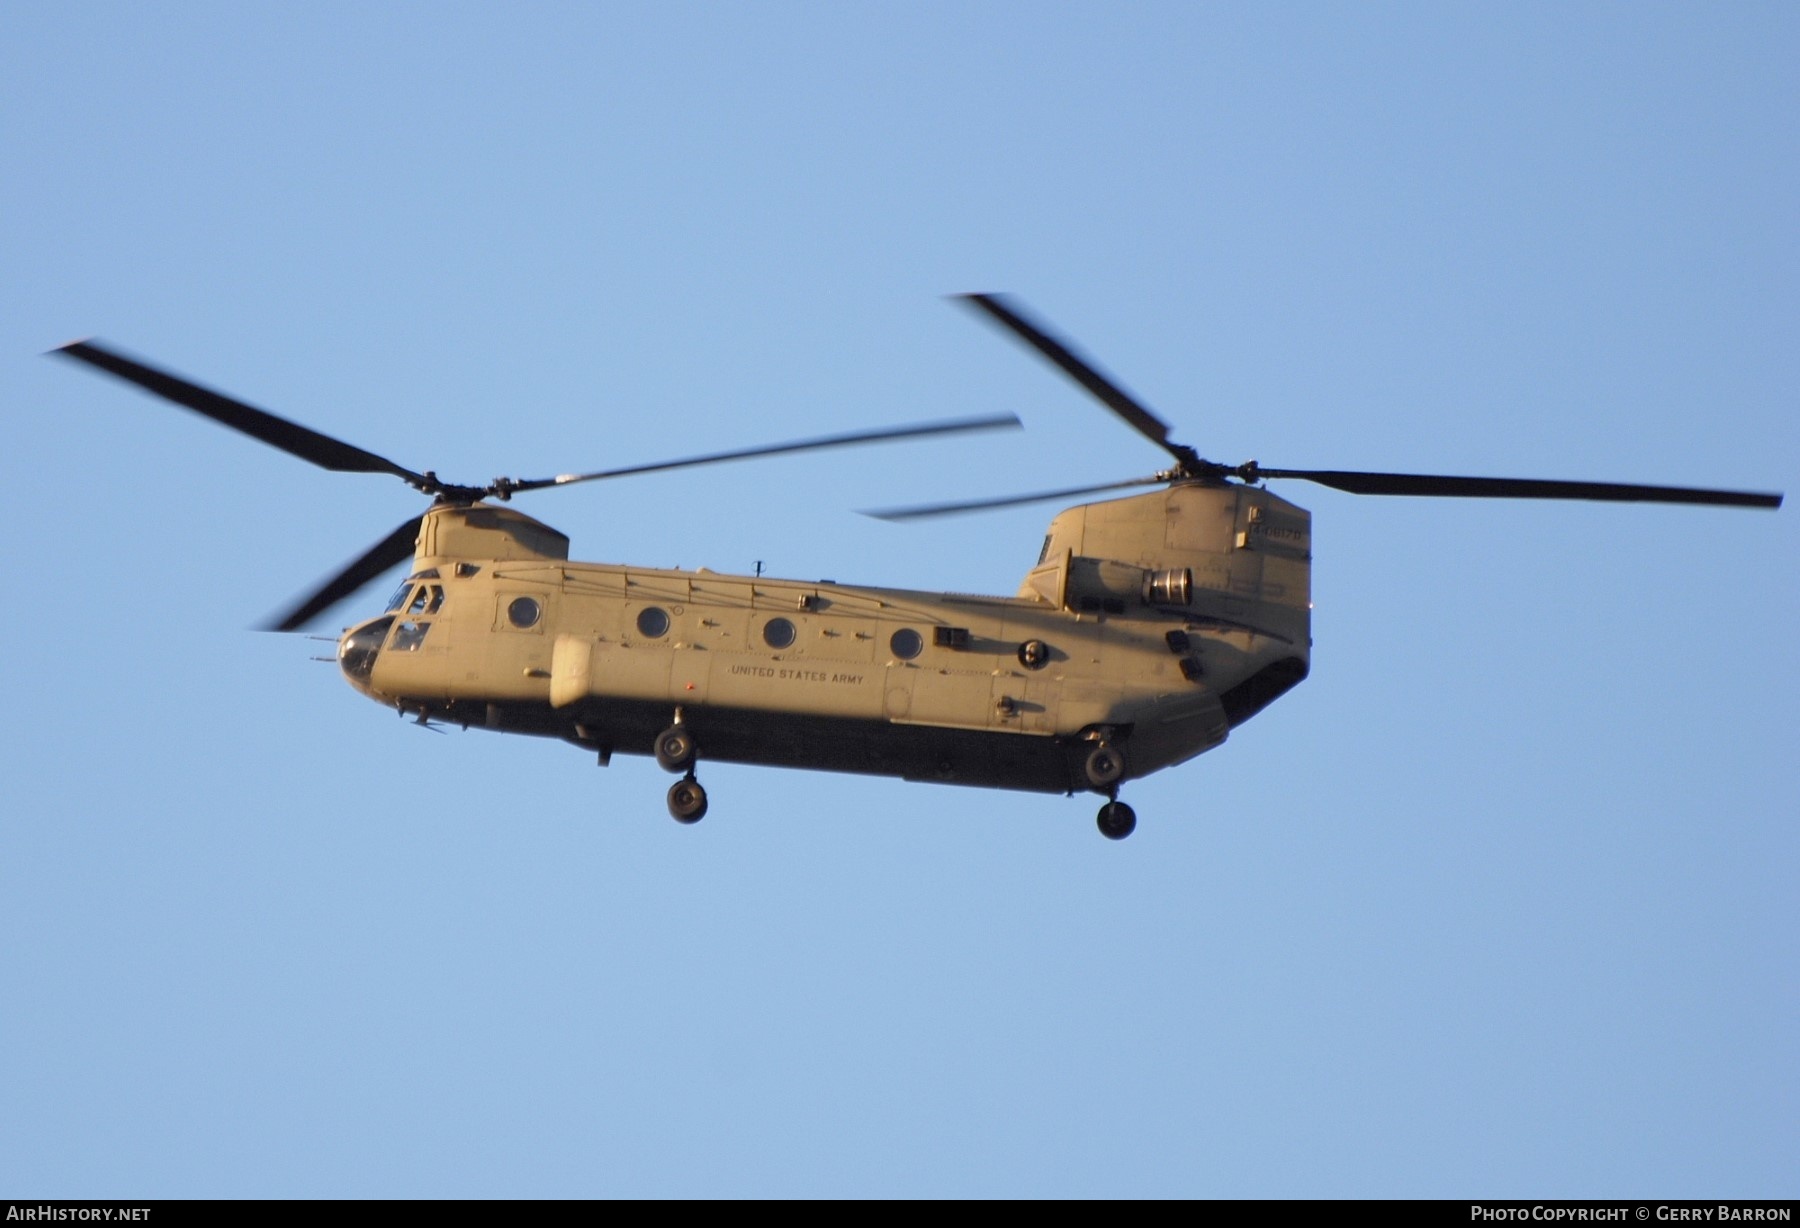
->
[339,616,393,682]
[406,586,431,615]
[425,585,444,614]
[390,621,431,652]
[386,581,414,612]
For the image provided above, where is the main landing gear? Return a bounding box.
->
[1083,736,1136,840]
[1083,741,1125,789]
[657,712,707,824]
[1096,798,1136,840]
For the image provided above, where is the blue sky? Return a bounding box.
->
[3,2,1794,1197]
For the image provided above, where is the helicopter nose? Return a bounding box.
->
[338,615,394,690]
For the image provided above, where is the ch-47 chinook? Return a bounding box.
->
[52,295,1783,839]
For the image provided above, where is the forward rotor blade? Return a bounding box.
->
[957,294,1189,464]
[52,340,430,486]
[862,475,1167,521]
[507,413,1023,493]
[1254,467,1783,509]
[262,515,425,632]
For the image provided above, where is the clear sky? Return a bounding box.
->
[2,2,1794,1198]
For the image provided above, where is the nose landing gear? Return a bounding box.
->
[667,774,708,824]
[657,711,708,824]
[655,724,696,774]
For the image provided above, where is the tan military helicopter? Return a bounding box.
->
[53,295,1783,839]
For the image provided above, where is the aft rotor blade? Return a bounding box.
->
[957,294,1190,465]
[262,515,425,632]
[51,340,431,486]
[1254,467,1783,509]
[862,475,1168,521]
[506,413,1023,492]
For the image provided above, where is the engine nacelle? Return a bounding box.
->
[1060,558,1193,613]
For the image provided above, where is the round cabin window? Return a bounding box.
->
[637,606,671,638]
[508,596,542,628]
[762,617,797,649]
[890,628,923,660]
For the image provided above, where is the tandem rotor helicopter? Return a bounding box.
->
[53,295,1783,839]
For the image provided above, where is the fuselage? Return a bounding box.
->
[338,482,1313,795]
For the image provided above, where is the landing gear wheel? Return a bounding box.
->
[667,777,708,823]
[655,726,696,774]
[1083,742,1125,788]
[1096,800,1136,841]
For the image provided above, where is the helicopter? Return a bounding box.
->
[52,295,1783,839]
